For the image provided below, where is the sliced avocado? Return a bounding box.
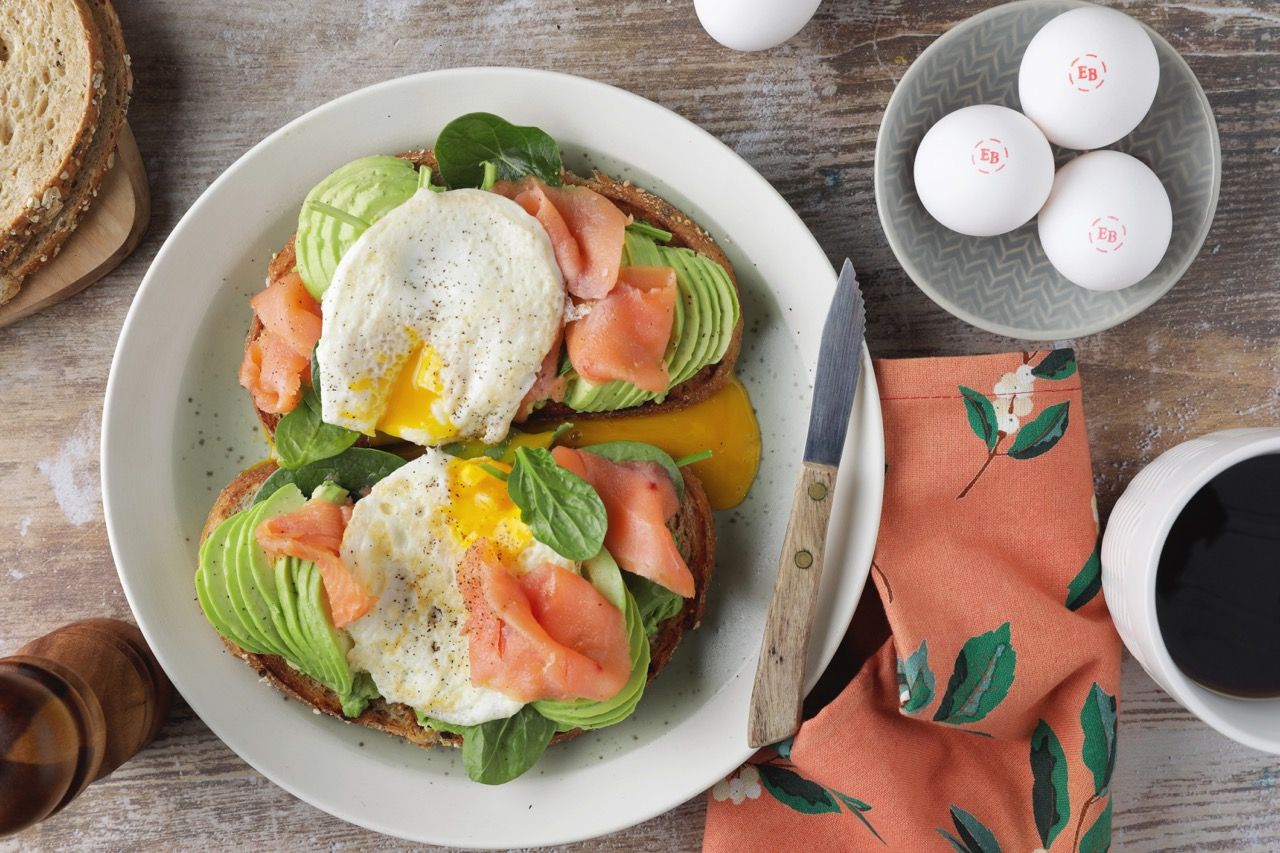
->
[532,550,649,731]
[562,231,738,413]
[679,249,723,386]
[195,482,375,717]
[622,230,664,266]
[224,505,289,658]
[295,558,353,694]
[242,487,310,663]
[196,517,265,654]
[295,155,419,299]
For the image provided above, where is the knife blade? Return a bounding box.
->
[748,258,867,748]
[803,258,866,466]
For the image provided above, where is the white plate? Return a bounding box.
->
[102,68,884,848]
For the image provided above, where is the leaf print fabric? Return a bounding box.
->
[933,623,1017,725]
[704,351,1121,853]
[897,640,935,713]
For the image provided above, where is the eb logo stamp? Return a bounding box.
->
[1089,215,1127,253]
[970,138,1010,174]
[1067,53,1108,92]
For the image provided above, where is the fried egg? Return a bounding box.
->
[317,188,564,445]
[341,449,572,726]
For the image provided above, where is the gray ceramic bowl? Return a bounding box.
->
[874,0,1221,340]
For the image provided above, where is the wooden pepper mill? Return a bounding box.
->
[0,619,172,836]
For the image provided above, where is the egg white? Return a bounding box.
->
[341,450,571,726]
[317,187,564,445]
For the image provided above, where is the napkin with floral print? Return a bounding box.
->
[705,349,1122,852]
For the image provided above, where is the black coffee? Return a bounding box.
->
[1155,453,1280,698]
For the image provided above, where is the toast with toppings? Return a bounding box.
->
[199,456,715,752]
[241,145,743,446]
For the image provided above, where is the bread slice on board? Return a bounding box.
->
[0,0,132,305]
[245,152,744,439]
[199,459,716,750]
[0,0,102,257]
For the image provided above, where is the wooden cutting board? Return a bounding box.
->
[0,124,150,329]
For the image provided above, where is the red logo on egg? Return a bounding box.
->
[1089,216,1126,253]
[970,138,1009,174]
[1067,53,1108,92]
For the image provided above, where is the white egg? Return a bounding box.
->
[1038,150,1172,291]
[317,188,564,446]
[913,105,1055,237]
[342,450,573,726]
[1018,6,1160,150]
[694,0,822,52]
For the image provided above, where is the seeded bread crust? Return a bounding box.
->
[0,0,132,304]
[244,151,743,439]
[199,459,716,750]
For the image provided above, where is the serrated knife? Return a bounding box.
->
[748,258,866,748]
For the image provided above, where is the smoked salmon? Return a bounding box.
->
[565,265,676,393]
[251,271,322,359]
[552,447,696,598]
[256,497,377,628]
[240,270,323,415]
[494,178,628,299]
[458,541,632,703]
[516,324,568,421]
[240,329,309,415]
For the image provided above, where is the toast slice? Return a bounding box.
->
[200,458,716,749]
[0,0,132,305]
[244,150,744,440]
[0,0,102,257]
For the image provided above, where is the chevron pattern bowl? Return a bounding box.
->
[875,0,1220,340]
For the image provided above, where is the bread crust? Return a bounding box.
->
[0,0,102,252]
[0,0,132,302]
[200,458,716,751]
[244,151,743,439]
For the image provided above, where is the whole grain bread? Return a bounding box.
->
[0,0,102,257]
[245,151,744,440]
[200,458,716,750]
[0,0,131,305]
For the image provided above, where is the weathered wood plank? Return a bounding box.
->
[2,0,1278,849]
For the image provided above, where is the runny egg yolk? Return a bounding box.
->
[439,458,531,562]
[553,374,761,510]
[378,344,456,443]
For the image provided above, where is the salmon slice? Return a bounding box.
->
[458,541,631,703]
[250,271,322,359]
[552,447,695,597]
[516,323,568,421]
[495,177,628,299]
[565,265,676,393]
[256,497,376,628]
[239,329,309,414]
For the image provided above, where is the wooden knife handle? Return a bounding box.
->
[748,460,838,748]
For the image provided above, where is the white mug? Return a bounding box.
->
[1102,427,1280,754]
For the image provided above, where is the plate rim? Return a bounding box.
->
[102,66,885,847]
[873,0,1222,341]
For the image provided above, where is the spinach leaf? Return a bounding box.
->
[508,446,606,560]
[582,440,684,500]
[435,113,562,188]
[461,706,557,785]
[274,385,359,469]
[625,573,685,638]
[255,447,407,504]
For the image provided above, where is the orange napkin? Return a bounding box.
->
[705,350,1122,852]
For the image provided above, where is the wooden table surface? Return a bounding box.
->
[2,0,1278,849]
